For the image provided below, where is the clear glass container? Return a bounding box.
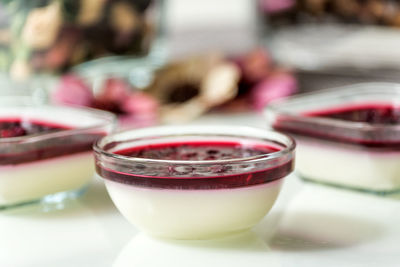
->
[264,82,400,194]
[0,97,116,209]
[94,125,295,239]
[0,0,165,81]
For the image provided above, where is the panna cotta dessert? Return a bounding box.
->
[94,125,295,239]
[0,98,115,208]
[265,83,400,194]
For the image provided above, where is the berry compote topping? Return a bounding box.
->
[96,141,293,190]
[0,118,105,165]
[116,141,279,161]
[0,118,70,138]
[273,103,400,148]
[305,104,400,125]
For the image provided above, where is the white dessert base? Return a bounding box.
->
[0,152,94,207]
[296,139,400,193]
[105,179,282,239]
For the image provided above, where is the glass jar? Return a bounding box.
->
[0,0,165,81]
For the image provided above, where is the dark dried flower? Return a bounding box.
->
[146,53,240,123]
[52,73,159,128]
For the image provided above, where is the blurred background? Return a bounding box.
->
[1,0,400,127]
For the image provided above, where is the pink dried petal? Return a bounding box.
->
[97,77,132,104]
[260,0,295,14]
[251,72,297,111]
[236,48,272,84]
[52,74,93,107]
[121,92,159,115]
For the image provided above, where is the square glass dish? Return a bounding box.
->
[0,97,116,209]
[264,83,400,194]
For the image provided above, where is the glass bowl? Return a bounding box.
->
[94,125,295,239]
[264,82,400,194]
[0,97,116,209]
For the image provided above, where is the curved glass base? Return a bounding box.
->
[0,185,89,211]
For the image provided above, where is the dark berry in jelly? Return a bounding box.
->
[117,141,279,161]
[307,104,400,125]
[0,119,69,138]
[274,103,400,148]
[0,118,105,165]
[96,141,293,190]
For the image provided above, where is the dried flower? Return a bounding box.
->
[260,0,296,13]
[236,48,272,85]
[120,92,159,128]
[22,1,63,49]
[77,0,107,26]
[97,78,132,104]
[147,53,240,123]
[35,28,82,71]
[110,1,140,33]
[51,74,94,107]
[52,74,159,128]
[251,71,298,111]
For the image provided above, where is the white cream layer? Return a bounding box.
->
[0,152,94,206]
[105,179,282,239]
[296,139,400,192]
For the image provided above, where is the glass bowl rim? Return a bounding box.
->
[93,125,296,166]
[0,97,117,144]
[265,82,400,132]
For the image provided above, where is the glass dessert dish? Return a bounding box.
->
[0,97,116,209]
[265,82,400,194]
[94,125,295,239]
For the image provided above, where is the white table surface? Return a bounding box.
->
[1,112,400,267]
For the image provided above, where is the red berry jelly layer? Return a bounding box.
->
[0,118,105,165]
[305,103,400,124]
[0,118,71,138]
[273,103,400,148]
[96,141,293,189]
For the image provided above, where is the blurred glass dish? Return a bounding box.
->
[0,97,116,209]
[0,0,165,81]
[0,72,57,102]
[261,0,400,28]
[260,1,400,85]
[268,24,400,72]
[265,82,400,194]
